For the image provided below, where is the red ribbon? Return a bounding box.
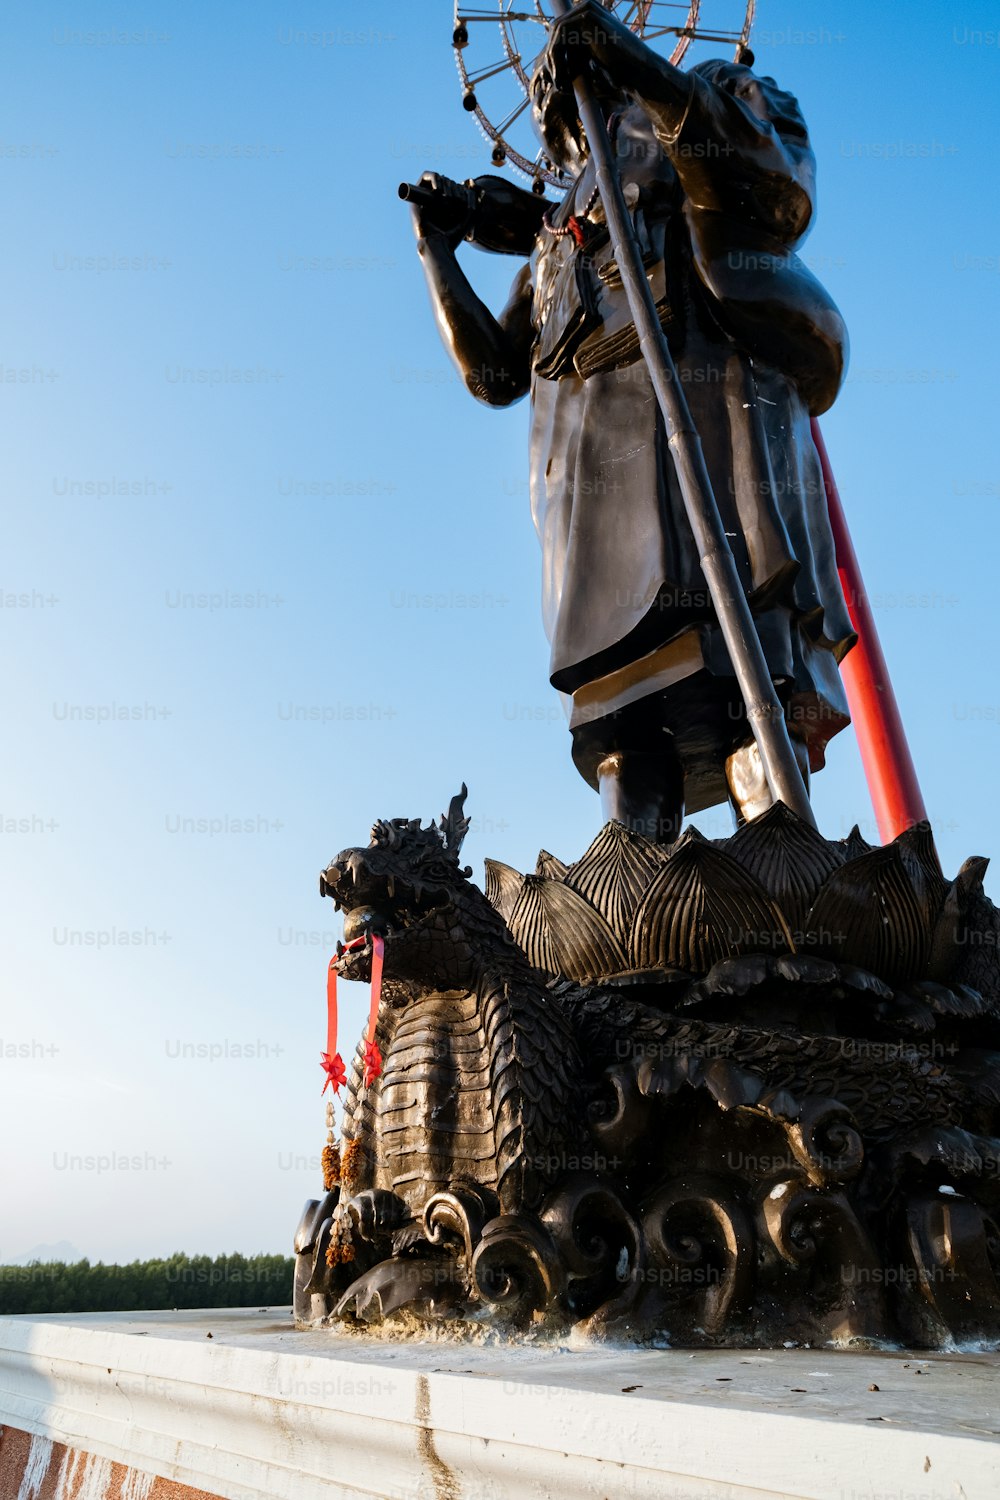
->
[321,934,384,1095]
[364,935,384,1087]
[321,951,347,1095]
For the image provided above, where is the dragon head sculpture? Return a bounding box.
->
[319,785,512,996]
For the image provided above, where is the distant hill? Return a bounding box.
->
[4,1240,82,1267]
[0,1252,293,1314]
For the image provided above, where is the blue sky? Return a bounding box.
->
[3,0,1000,1263]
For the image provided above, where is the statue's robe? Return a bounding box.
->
[526,62,856,813]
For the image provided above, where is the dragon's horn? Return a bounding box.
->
[440,783,471,857]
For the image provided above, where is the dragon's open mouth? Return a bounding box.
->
[327,925,386,983]
[332,914,387,976]
[324,861,449,978]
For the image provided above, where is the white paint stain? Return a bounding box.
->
[121,1469,155,1500]
[59,1450,115,1500]
[16,1433,53,1500]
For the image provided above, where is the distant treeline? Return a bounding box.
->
[0,1253,293,1314]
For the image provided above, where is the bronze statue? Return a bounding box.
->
[408,4,855,841]
[291,5,1000,1350]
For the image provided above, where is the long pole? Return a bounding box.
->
[811,420,928,841]
[551,0,815,826]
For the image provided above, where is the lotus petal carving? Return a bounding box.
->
[896,823,948,927]
[484,814,989,999]
[566,820,666,937]
[724,801,845,933]
[839,824,873,861]
[506,875,559,974]
[630,831,793,973]
[805,843,929,985]
[508,873,627,981]
[484,858,524,925]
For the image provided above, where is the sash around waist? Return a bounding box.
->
[532,210,679,381]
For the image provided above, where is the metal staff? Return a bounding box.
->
[549,0,815,827]
[812,420,928,842]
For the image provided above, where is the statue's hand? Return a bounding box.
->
[408,172,475,253]
[540,0,636,95]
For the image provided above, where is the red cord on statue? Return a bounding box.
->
[322,934,384,1094]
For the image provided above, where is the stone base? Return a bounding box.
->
[2,1309,999,1499]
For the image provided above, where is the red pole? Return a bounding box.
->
[811,419,927,843]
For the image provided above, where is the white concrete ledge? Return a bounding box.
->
[1,1308,999,1500]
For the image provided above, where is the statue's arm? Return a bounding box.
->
[637,71,816,241]
[411,181,533,408]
